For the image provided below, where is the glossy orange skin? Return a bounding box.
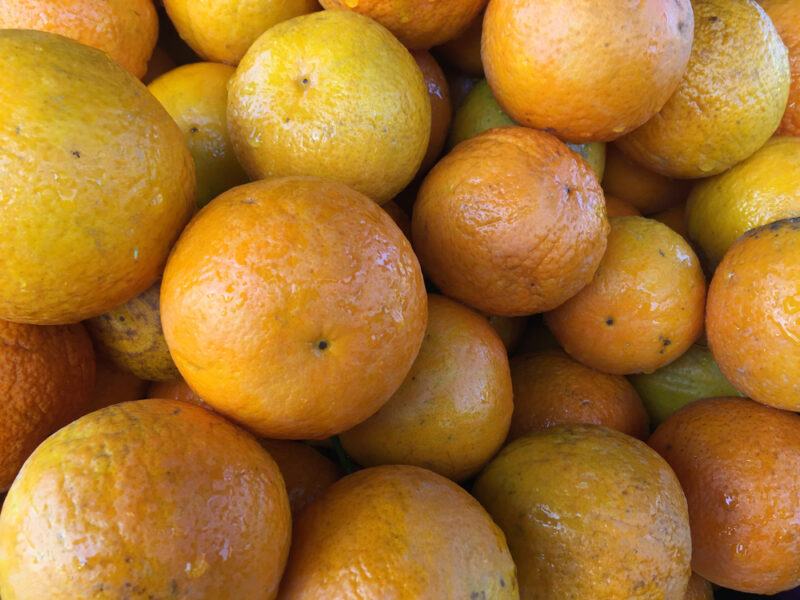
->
[605,195,641,217]
[706,218,800,410]
[436,10,484,76]
[482,0,693,142]
[509,350,649,440]
[340,295,513,481]
[650,397,800,594]
[0,320,94,491]
[684,573,713,600]
[413,127,608,316]
[0,400,291,599]
[762,0,800,135]
[84,356,148,414]
[161,177,427,439]
[0,0,158,78]
[412,50,452,173]
[546,217,706,374]
[654,202,690,239]
[473,425,692,600]
[279,465,519,599]
[320,0,487,50]
[260,440,341,516]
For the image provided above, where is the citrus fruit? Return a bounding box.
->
[650,397,800,594]
[0,30,195,325]
[161,177,427,439]
[162,0,319,65]
[687,136,800,268]
[412,50,452,172]
[319,0,487,50]
[602,144,690,214]
[568,141,607,179]
[654,202,690,238]
[630,344,741,425]
[142,46,176,84]
[515,316,562,355]
[605,195,641,217]
[279,465,518,599]
[448,72,481,109]
[617,0,790,178]
[148,378,210,410]
[509,350,649,440]
[487,314,528,352]
[85,356,148,414]
[473,425,691,599]
[227,10,430,204]
[0,400,291,599]
[546,217,706,374]
[149,62,249,207]
[760,0,800,136]
[706,218,800,411]
[0,0,158,78]
[482,0,694,142]
[413,127,608,316]
[340,294,513,481]
[685,573,714,600]
[435,10,484,76]
[259,440,340,516]
[86,281,178,382]
[381,200,411,239]
[0,320,94,491]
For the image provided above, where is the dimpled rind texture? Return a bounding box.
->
[473,425,692,600]
[279,465,519,599]
[0,0,158,78]
[617,0,790,178]
[706,218,800,411]
[160,177,428,440]
[340,294,513,481]
[509,350,649,441]
[163,0,319,65]
[650,398,800,594]
[0,400,291,600]
[87,281,179,382]
[481,0,694,142]
[761,0,800,136]
[227,11,431,204]
[319,0,487,50]
[546,217,706,375]
[412,127,609,317]
[0,320,95,491]
[687,136,800,269]
[0,30,196,325]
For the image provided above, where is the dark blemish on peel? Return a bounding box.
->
[658,249,665,257]
[171,580,179,594]
[605,317,614,326]
[189,126,199,134]
[564,185,573,195]
[172,407,181,415]
[72,150,81,158]
[317,340,329,351]
[678,21,686,32]
[708,15,719,22]
[500,578,506,588]
[658,336,672,354]
[14,126,20,134]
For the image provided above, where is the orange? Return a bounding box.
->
[706,218,800,411]
[435,10,484,76]
[654,202,690,239]
[340,294,512,481]
[148,377,207,409]
[412,50,452,173]
[413,127,608,316]
[381,200,411,239]
[546,217,706,375]
[0,400,291,599]
[515,315,562,355]
[85,356,148,414]
[650,397,800,594]
[760,0,800,136]
[487,314,528,353]
[86,281,179,382]
[163,0,319,65]
[161,177,427,439]
[227,11,430,204]
[685,573,714,600]
[0,0,158,78]
[319,0,487,50]
[279,465,518,598]
[448,72,481,109]
[617,0,790,178]
[149,62,249,207]
[142,46,175,84]
[0,320,94,491]
[687,136,800,269]
[0,30,195,325]
[482,0,693,142]
[509,350,649,440]
[605,195,641,217]
[473,425,691,599]
[259,440,340,516]
[602,144,690,214]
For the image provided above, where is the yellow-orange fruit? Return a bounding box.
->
[85,356,148,414]
[413,50,452,172]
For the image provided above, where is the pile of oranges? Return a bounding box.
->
[0,0,799,598]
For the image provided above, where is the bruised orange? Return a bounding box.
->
[482,0,694,142]
[546,217,706,374]
[413,127,608,316]
[0,400,291,599]
[161,177,427,439]
[412,51,452,172]
[279,465,518,599]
